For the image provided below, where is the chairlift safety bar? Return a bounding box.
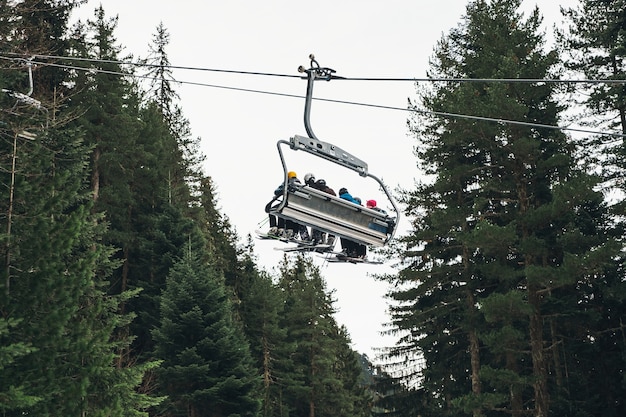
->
[289,135,368,176]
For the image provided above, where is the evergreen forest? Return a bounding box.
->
[0,1,625,417]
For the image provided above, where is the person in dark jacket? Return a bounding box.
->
[338,187,359,204]
[266,171,310,240]
[315,178,336,197]
[305,174,337,246]
[338,187,366,258]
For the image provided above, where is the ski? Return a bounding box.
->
[255,229,287,242]
[255,230,314,246]
[275,243,334,253]
[320,254,383,264]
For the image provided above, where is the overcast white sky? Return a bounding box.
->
[71,0,577,360]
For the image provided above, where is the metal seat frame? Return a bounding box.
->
[269,55,400,247]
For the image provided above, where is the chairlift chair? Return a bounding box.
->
[269,55,400,247]
[1,57,48,136]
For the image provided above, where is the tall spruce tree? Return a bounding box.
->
[195,176,241,290]
[0,122,158,415]
[559,0,626,212]
[146,22,178,127]
[153,251,261,417]
[560,0,626,136]
[115,26,223,364]
[70,7,190,364]
[385,1,622,416]
[248,276,296,417]
[71,5,143,293]
[145,22,205,209]
[558,1,626,415]
[237,250,302,417]
[1,3,159,415]
[278,255,368,417]
[124,101,202,361]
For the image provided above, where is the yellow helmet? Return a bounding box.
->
[287,171,297,179]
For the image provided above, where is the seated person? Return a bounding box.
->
[338,187,367,258]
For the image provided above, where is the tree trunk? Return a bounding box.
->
[468,327,482,417]
[528,284,549,417]
[463,226,482,417]
[610,55,626,136]
[91,147,100,202]
[550,318,563,387]
[4,132,18,295]
[465,284,482,417]
[518,175,549,416]
[506,350,523,417]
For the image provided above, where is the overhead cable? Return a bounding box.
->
[3,52,626,84]
[1,53,624,139]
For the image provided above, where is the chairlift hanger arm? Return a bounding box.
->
[298,56,400,227]
[297,54,344,142]
[1,57,42,109]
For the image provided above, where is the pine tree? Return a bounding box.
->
[115,25,218,363]
[146,22,179,126]
[70,5,144,298]
[237,250,300,417]
[560,0,626,136]
[0,318,38,411]
[0,122,159,416]
[385,1,622,416]
[327,325,372,417]
[278,255,368,417]
[557,2,626,415]
[123,101,203,360]
[144,22,205,208]
[70,6,186,363]
[153,252,261,417]
[195,176,241,289]
[559,0,626,215]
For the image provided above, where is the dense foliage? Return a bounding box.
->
[1,1,625,417]
[0,2,369,416]
[380,1,626,417]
